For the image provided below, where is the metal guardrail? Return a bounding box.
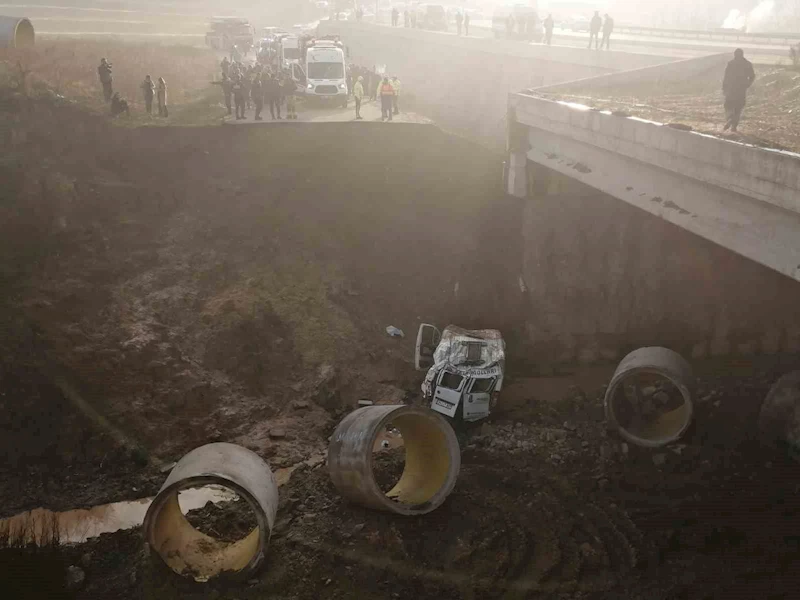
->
[614,25,800,46]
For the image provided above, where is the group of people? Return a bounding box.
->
[348,65,401,121]
[214,57,298,121]
[391,8,417,28]
[588,12,615,50]
[97,58,168,118]
[504,13,541,39]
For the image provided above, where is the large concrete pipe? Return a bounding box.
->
[328,405,460,515]
[604,347,693,447]
[143,443,278,581]
[759,371,800,455]
[0,16,34,48]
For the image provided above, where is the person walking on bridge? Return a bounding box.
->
[379,77,395,122]
[543,14,554,45]
[464,12,470,35]
[455,11,463,35]
[97,58,113,102]
[353,75,364,120]
[722,48,756,133]
[588,11,602,49]
[392,7,399,26]
[601,14,614,50]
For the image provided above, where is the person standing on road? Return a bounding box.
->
[141,75,155,115]
[282,74,298,120]
[264,73,281,119]
[369,68,379,101]
[589,11,602,49]
[392,7,399,26]
[722,48,756,133]
[252,75,264,121]
[464,12,470,36]
[390,76,401,115]
[232,75,246,120]
[543,14,554,45]
[379,77,395,122]
[157,77,168,117]
[455,11,463,36]
[353,75,364,119]
[404,10,409,27]
[97,58,113,102]
[242,74,252,111]
[212,73,233,116]
[601,14,614,50]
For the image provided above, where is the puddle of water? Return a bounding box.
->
[1,485,237,545]
[1,456,327,546]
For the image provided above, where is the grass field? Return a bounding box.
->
[1,39,225,125]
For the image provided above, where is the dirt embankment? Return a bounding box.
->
[0,90,512,515]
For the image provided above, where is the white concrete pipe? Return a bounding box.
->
[759,371,800,454]
[143,443,278,580]
[604,347,694,447]
[328,405,460,515]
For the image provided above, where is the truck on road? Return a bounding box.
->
[303,39,348,107]
[416,324,506,423]
[205,18,255,54]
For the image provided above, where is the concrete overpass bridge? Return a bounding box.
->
[318,21,800,360]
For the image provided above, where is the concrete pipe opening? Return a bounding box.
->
[328,405,460,515]
[143,443,278,581]
[758,371,800,456]
[0,17,35,48]
[604,347,693,448]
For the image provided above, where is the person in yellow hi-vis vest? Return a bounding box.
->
[390,76,401,115]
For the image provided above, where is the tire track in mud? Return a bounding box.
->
[280,453,652,598]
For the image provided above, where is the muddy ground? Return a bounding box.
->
[21,354,799,600]
[2,51,800,600]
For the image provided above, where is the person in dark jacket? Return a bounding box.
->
[98,58,113,102]
[601,14,614,50]
[232,75,246,120]
[589,11,602,49]
[543,14,554,45]
[110,92,129,117]
[212,74,233,115]
[723,48,756,133]
[140,75,155,114]
[264,73,281,119]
